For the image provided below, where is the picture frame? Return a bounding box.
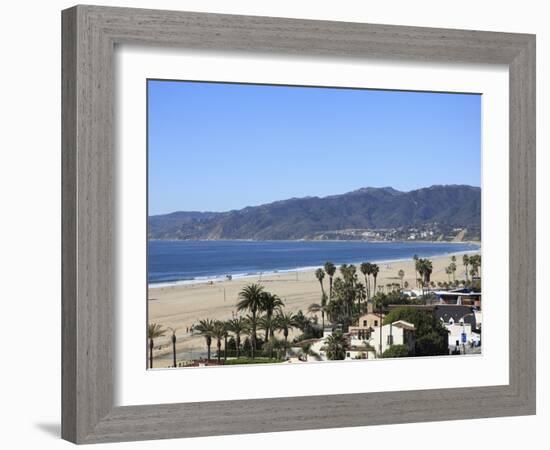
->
[61,4,536,444]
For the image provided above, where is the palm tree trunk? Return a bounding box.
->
[149,338,153,369]
[284,332,288,358]
[252,311,257,359]
[265,312,271,343]
[171,334,176,368]
[379,311,383,356]
[207,343,211,361]
[224,335,228,361]
[217,341,221,364]
[236,335,240,358]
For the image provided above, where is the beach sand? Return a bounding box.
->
[148,250,480,367]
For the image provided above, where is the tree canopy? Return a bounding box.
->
[383,306,449,356]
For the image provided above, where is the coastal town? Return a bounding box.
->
[311,223,480,243]
[148,253,481,368]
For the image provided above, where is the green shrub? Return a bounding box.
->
[382,345,410,358]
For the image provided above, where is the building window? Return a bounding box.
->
[374,320,378,327]
[363,320,367,327]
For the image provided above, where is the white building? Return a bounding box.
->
[445,319,480,350]
[291,320,416,361]
[349,320,416,357]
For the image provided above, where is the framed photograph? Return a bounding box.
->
[62,5,536,444]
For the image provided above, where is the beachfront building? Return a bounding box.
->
[348,320,416,356]
[348,312,385,340]
[434,305,481,352]
[433,289,482,308]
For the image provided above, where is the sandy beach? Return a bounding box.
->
[148,249,480,367]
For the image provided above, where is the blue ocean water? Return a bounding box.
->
[148,240,480,286]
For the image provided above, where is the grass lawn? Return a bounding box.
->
[224,357,283,365]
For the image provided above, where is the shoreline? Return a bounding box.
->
[148,244,481,289]
[149,237,481,244]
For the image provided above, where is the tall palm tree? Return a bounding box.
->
[355,281,366,312]
[147,323,166,369]
[463,254,470,282]
[348,264,357,286]
[259,292,284,342]
[445,266,452,282]
[315,268,325,296]
[339,263,349,280]
[237,283,265,358]
[450,255,457,282]
[324,261,336,305]
[398,269,405,288]
[227,316,249,358]
[211,321,227,364]
[469,254,481,277]
[194,319,215,361]
[371,264,380,296]
[275,311,297,355]
[413,254,419,287]
[167,327,178,368]
[360,262,371,299]
[419,259,433,295]
[257,314,277,344]
[258,315,280,358]
[308,291,328,329]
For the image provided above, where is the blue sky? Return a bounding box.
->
[148,80,481,215]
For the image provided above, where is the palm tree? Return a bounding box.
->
[469,254,481,277]
[227,316,249,358]
[167,327,178,368]
[237,284,265,358]
[398,269,405,288]
[445,266,452,282]
[315,268,325,296]
[194,319,215,361]
[275,311,297,355]
[371,264,380,296]
[463,254,470,281]
[324,261,336,305]
[323,331,347,360]
[360,262,371,299]
[355,281,366,312]
[211,321,227,364]
[413,254,419,287]
[258,315,281,358]
[419,259,433,295]
[348,264,357,285]
[259,292,284,342]
[308,292,328,329]
[147,323,166,369]
[257,314,277,344]
[450,255,457,282]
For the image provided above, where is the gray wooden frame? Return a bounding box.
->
[62,4,536,444]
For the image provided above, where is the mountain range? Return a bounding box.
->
[148,185,481,241]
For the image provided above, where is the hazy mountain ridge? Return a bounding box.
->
[148,185,481,241]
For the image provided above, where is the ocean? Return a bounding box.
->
[148,240,480,286]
